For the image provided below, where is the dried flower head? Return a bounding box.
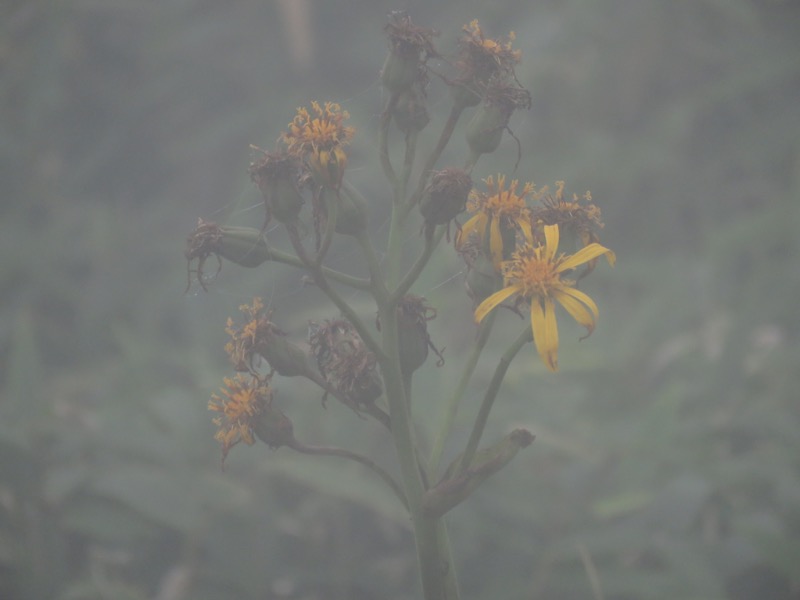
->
[308,319,382,408]
[381,11,439,93]
[282,101,355,189]
[209,374,273,463]
[531,181,605,279]
[457,174,535,270]
[451,20,522,106]
[248,147,307,227]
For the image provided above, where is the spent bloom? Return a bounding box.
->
[282,101,355,189]
[457,174,535,270]
[208,374,272,462]
[532,180,604,245]
[474,224,615,372]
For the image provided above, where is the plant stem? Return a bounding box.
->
[429,311,496,475]
[409,103,465,207]
[289,439,408,510]
[455,326,531,478]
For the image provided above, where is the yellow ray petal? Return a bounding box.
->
[555,285,599,320]
[557,243,614,272]
[489,217,503,269]
[474,285,519,323]
[553,287,596,334]
[543,225,559,262]
[530,297,559,372]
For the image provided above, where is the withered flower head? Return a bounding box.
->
[208,374,272,463]
[185,219,272,291]
[532,181,604,241]
[465,76,531,158]
[308,318,382,408]
[420,168,473,227]
[457,174,535,270]
[394,295,445,375]
[531,181,605,280]
[248,146,307,227]
[451,19,523,107]
[381,11,439,93]
[281,101,355,190]
[225,298,308,377]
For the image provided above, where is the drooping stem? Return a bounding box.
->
[410,103,465,207]
[379,93,401,195]
[455,326,531,478]
[289,439,408,510]
[392,225,446,303]
[429,310,496,475]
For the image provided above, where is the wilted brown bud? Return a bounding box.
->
[225,298,310,378]
[465,81,530,157]
[249,147,306,226]
[185,220,272,291]
[391,295,444,377]
[252,403,296,449]
[381,12,438,93]
[308,319,383,407]
[392,85,430,134]
[419,168,472,226]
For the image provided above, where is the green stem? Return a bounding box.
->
[258,246,371,290]
[429,311,496,475]
[289,440,408,510]
[402,129,418,200]
[313,188,338,267]
[377,302,453,599]
[392,225,446,303]
[380,93,401,195]
[410,103,464,207]
[455,326,531,478]
[355,229,389,304]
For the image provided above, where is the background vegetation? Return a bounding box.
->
[1,1,798,599]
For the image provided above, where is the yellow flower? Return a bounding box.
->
[281,101,355,189]
[474,224,615,372]
[457,174,534,270]
[208,374,272,462]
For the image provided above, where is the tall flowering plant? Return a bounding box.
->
[185,14,614,599]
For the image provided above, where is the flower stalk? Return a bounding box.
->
[185,14,615,600]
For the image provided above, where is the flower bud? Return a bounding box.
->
[253,404,295,449]
[394,295,444,376]
[217,226,272,268]
[381,50,420,94]
[465,81,531,157]
[186,220,272,290]
[392,86,430,134]
[419,168,472,226]
[249,148,305,225]
[422,428,534,517]
[465,99,510,157]
[381,12,438,94]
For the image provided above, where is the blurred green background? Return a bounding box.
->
[2,1,799,599]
